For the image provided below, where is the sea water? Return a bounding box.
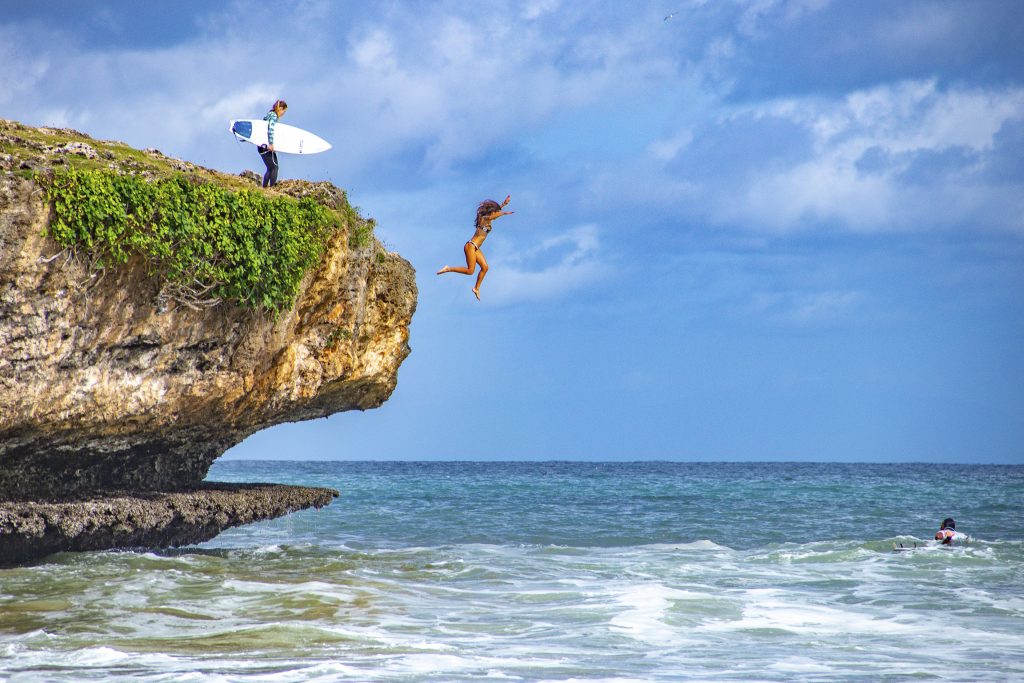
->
[1,461,1022,682]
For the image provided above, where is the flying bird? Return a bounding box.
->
[664,11,679,21]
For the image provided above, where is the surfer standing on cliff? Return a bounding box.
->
[259,99,288,188]
[437,195,513,300]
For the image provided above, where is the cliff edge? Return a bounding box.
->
[0,119,417,564]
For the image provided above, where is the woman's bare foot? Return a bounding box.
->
[472,287,480,301]
[436,266,449,275]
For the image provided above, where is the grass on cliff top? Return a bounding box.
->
[1,118,254,190]
[2,118,376,313]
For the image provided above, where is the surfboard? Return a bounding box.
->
[893,534,972,552]
[229,119,331,155]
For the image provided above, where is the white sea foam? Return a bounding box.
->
[632,540,733,552]
[766,656,836,674]
[233,660,364,682]
[391,652,561,676]
[671,539,732,551]
[7,645,182,678]
[706,589,917,636]
[4,462,1023,682]
[957,586,1024,613]
[218,578,358,604]
[62,645,134,666]
[608,583,709,646]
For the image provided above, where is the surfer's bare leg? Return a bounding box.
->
[472,250,488,300]
[437,242,478,276]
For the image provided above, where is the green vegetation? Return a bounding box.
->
[325,326,352,350]
[39,166,342,312]
[1,118,378,313]
[349,216,375,249]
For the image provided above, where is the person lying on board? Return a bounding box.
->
[935,517,957,545]
[437,194,513,300]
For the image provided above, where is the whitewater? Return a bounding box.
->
[1,461,1021,681]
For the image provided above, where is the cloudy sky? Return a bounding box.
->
[4,1,1022,462]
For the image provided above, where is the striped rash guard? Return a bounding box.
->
[263,110,279,146]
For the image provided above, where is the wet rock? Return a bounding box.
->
[0,484,340,566]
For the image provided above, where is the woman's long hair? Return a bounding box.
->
[271,99,288,114]
[475,199,502,229]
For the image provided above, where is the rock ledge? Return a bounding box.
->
[0,483,340,566]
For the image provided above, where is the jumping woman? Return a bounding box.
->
[437,195,513,300]
[259,99,288,187]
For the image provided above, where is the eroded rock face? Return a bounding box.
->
[0,124,417,501]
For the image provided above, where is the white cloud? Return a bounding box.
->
[649,130,694,162]
[826,80,1021,154]
[740,162,897,229]
[482,224,606,306]
[737,0,832,36]
[7,3,1020,241]
[200,84,282,130]
[747,289,863,326]
[350,29,397,72]
[521,0,561,21]
[0,29,49,107]
[3,2,684,180]
[715,80,1024,232]
[874,5,958,51]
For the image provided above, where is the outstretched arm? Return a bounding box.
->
[491,195,513,219]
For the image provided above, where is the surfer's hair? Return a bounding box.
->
[475,199,502,228]
[941,517,955,530]
[272,99,288,113]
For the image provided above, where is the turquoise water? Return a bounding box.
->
[1,461,1022,681]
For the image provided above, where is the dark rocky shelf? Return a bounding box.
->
[0,483,339,566]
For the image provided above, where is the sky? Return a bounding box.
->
[3,1,1023,463]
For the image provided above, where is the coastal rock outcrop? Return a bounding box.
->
[0,484,339,567]
[0,119,417,562]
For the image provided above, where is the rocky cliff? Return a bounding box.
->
[0,119,417,564]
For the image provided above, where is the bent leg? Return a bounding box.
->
[437,242,478,275]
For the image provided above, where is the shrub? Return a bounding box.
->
[40,167,341,312]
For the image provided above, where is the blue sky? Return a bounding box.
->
[4,1,1022,462]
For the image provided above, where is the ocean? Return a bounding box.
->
[1,461,1022,682]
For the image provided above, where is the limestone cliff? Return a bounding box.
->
[0,119,417,563]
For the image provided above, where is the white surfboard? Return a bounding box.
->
[229,119,331,155]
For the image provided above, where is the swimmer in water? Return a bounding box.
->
[935,517,957,545]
